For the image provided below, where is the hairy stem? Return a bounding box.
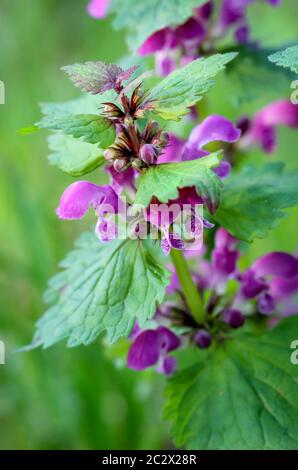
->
[170,249,205,325]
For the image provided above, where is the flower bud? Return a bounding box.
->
[113,159,127,172]
[104,148,117,161]
[124,116,134,127]
[151,121,159,131]
[159,131,169,147]
[140,144,158,165]
[195,330,212,349]
[222,309,245,328]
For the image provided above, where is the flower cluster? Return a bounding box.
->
[127,228,298,375]
[87,0,281,76]
[45,0,298,380]
[138,0,281,75]
[56,63,243,253]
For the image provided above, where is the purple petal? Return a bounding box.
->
[258,292,276,315]
[87,0,110,19]
[240,269,267,298]
[184,115,241,158]
[212,248,239,277]
[127,330,163,370]
[213,160,231,178]
[157,326,181,351]
[234,24,250,43]
[56,181,113,219]
[158,133,185,164]
[156,52,177,76]
[175,17,206,43]
[195,329,212,349]
[237,116,251,135]
[203,217,215,229]
[257,100,298,127]
[249,100,298,153]
[161,232,185,256]
[106,165,135,194]
[222,308,245,328]
[95,217,117,242]
[127,327,179,371]
[177,186,203,205]
[137,28,169,56]
[269,275,298,301]
[140,143,158,164]
[252,252,298,278]
[212,228,239,279]
[215,228,238,249]
[218,0,251,30]
[196,1,214,21]
[159,356,177,376]
[161,237,171,257]
[167,232,185,251]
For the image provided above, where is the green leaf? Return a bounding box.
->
[165,316,298,450]
[40,90,118,116]
[33,233,171,347]
[47,134,104,177]
[225,46,295,108]
[110,0,206,52]
[134,152,223,214]
[144,54,238,121]
[62,62,137,94]
[269,45,298,74]
[39,92,117,176]
[213,163,298,242]
[36,114,116,147]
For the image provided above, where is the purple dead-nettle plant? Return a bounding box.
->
[22,0,298,451]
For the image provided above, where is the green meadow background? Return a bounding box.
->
[0,0,297,449]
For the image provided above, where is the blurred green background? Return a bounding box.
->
[0,0,297,449]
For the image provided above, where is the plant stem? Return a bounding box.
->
[170,249,205,325]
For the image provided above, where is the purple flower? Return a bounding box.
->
[127,326,180,375]
[138,28,176,56]
[137,4,211,76]
[216,0,280,44]
[218,0,251,31]
[87,0,110,19]
[239,100,298,153]
[252,252,298,278]
[209,228,240,293]
[240,269,267,298]
[195,329,212,348]
[56,181,121,242]
[240,252,298,315]
[222,308,245,328]
[140,143,158,164]
[145,187,210,256]
[105,165,136,196]
[158,115,241,178]
[144,197,185,256]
